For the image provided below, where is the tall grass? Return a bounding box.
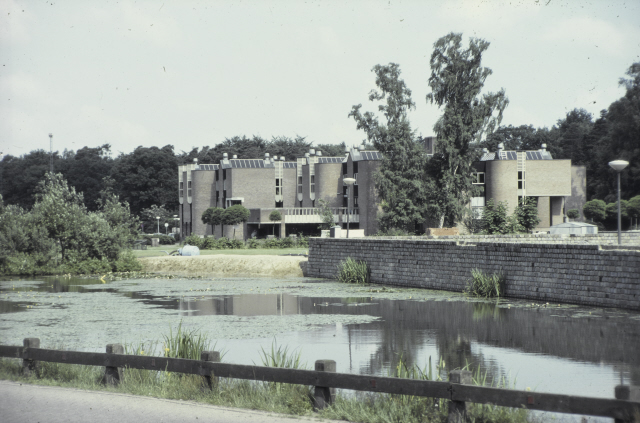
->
[163,321,213,360]
[465,268,506,298]
[0,336,534,423]
[337,257,370,284]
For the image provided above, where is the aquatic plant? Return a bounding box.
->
[337,257,370,284]
[465,268,505,298]
[163,321,213,361]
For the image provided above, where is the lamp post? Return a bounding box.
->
[343,178,356,239]
[608,160,629,245]
[164,222,169,235]
[156,216,160,234]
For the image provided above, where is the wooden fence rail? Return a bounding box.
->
[1,340,639,423]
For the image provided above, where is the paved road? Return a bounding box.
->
[0,380,341,423]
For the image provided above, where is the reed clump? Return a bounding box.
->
[0,335,533,423]
[337,257,370,284]
[465,268,506,298]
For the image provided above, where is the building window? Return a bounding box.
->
[472,172,485,184]
[223,169,227,179]
[299,200,303,207]
[310,175,315,183]
[298,176,302,184]
[342,163,347,175]
[276,179,280,186]
[275,201,283,208]
[312,200,315,208]
[354,196,358,207]
[298,186,302,194]
[310,185,315,193]
[518,171,525,189]
[216,170,219,181]
[276,187,280,195]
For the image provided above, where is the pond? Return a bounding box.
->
[1,275,639,422]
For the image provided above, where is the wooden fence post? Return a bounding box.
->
[201,351,220,390]
[614,385,640,423]
[448,370,472,423]
[22,338,40,378]
[103,344,124,386]
[313,359,336,411]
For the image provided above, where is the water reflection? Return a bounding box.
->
[2,276,639,402]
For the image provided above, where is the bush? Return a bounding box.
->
[246,238,260,249]
[566,209,580,220]
[481,199,509,234]
[140,234,175,245]
[465,269,505,298]
[296,236,309,248]
[184,234,204,249]
[203,237,217,250]
[337,257,370,284]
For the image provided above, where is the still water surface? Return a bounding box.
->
[1,275,639,421]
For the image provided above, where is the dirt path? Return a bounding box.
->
[138,254,308,278]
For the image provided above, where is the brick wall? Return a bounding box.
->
[308,238,640,310]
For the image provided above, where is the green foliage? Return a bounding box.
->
[222,205,250,239]
[566,209,580,220]
[349,63,428,233]
[425,32,508,227]
[110,145,179,216]
[140,204,176,234]
[480,199,509,235]
[513,197,540,232]
[140,234,175,245]
[583,199,606,222]
[465,269,505,298]
[201,207,224,235]
[317,199,336,231]
[337,257,370,284]
[246,238,260,249]
[0,173,139,275]
[184,234,204,249]
[163,321,213,361]
[268,210,282,222]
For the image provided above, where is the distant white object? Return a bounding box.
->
[179,245,200,256]
[549,222,598,235]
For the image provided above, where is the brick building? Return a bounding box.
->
[178,142,586,239]
[178,149,353,240]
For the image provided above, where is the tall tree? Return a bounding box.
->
[349,63,428,232]
[426,33,509,227]
[110,145,179,216]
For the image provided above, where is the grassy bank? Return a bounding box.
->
[0,335,533,423]
[132,246,308,259]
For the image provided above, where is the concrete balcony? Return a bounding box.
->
[248,207,359,224]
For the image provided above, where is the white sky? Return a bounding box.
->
[1,0,639,158]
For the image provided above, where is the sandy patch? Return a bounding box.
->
[138,254,308,278]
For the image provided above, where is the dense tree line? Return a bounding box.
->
[0,136,346,219]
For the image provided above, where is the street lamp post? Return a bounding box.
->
[343,178,356,239]
[608,160,629,245]
[156,216,160,234]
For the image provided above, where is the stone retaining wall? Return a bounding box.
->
[372,231,640,245]
[308,238,640,310]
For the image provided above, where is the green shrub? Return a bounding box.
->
[203,237,217,250]
[465,269,505,298]
[140,234,175,245]
[228,239,244,249]
[263,238,282,249]
[566,209,580,220]
[296,236,309,248]
[337,257,370,284]
[246,238,260,249]
[184,234,204,249]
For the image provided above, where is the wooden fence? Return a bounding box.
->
[1,339,639,423]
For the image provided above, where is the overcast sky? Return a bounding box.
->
[1,0,639,159]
